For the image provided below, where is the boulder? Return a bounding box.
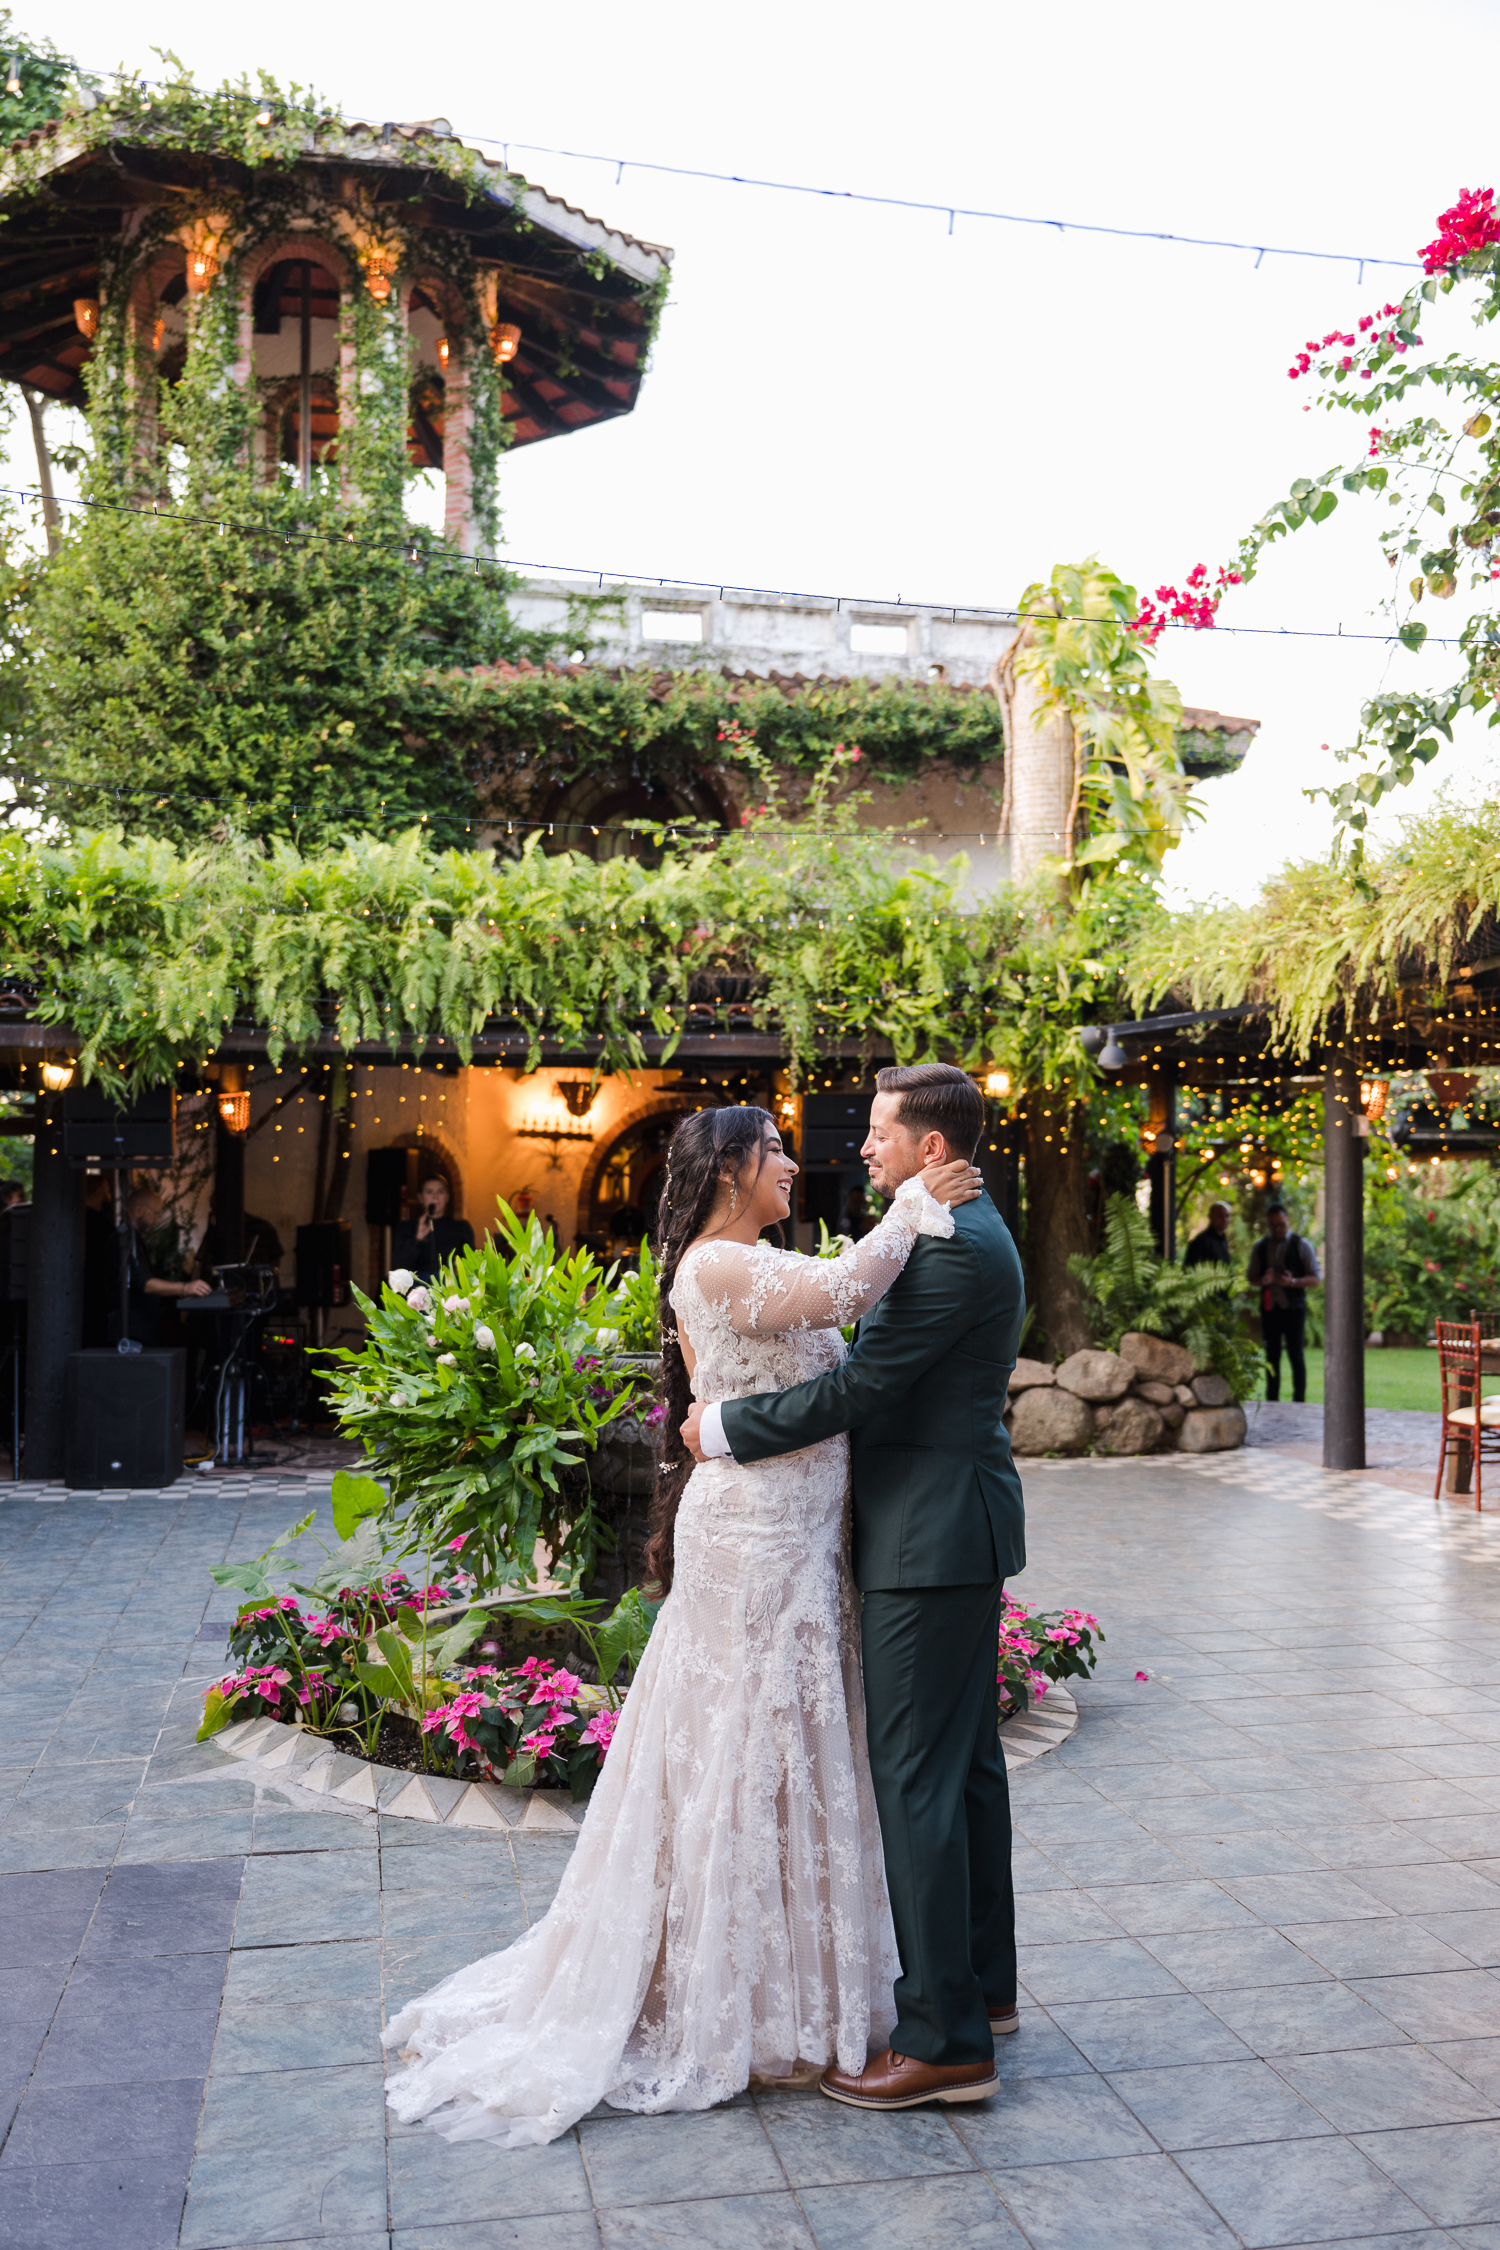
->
[1190,1371,1234,1409]
[1174,1404,1248,1453]
[1133,1379,1177,1406]
[1173,1384,1197,1407]
[1119,1331,1197,1387]
[1161,1401,1186,1431]
[1096,1396,1166,1454]
[1009,1385,1095,1456]
[1092,1403,1115,1429]
[1055,1348,1132,1402]
[1009,1357,1057,1392]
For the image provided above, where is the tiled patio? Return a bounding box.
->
[2,1446,1499,2250]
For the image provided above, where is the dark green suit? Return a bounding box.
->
[721,1191,1026,2065]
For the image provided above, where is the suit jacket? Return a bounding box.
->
[719,1191,1027,1592]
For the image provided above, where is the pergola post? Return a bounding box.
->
[1323,1053,1365,1470]
[23,1099,84,1479]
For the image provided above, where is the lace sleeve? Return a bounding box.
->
[680,1175,955,1338]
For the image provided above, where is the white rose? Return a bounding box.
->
[594,1328,619,1352]
[473,1324,496,1350]
[443,1295,470,1314]
[425,1333,438,1350]
[437,1352,457,1367]
[388,1269,416,1295]
[514,1341,537,1362]
[407,1287,430,1313]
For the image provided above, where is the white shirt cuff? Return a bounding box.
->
[699,1402,732,1458]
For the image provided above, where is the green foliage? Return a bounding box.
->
[1069,1191,1259,1398]
[0,10,76,142]
[1363,1164,1500,1339]
[323,1206,636,1591]
[1126,784,1500,1054]
[13,475,543,847]
[0,801,1150,1100]
[1232,228,1500,845]
[595,1242,661,1355]
[1005,560,1196,883]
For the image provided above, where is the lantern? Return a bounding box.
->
[984,1068,1011,1099]
[436,336,450,368]
[217,1090,251,1135]
[73,297,99,339]
[40,1055,76,1093]
[490,321,521,364]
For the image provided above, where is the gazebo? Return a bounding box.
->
[0,98,668,549]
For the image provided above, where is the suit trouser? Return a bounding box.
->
[1262,1305,1307,1402]
[860,1580,1014,2066]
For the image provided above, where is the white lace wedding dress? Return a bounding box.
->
[384,1173,954,2148]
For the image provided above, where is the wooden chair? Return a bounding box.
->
[1434,1319,1500,1508]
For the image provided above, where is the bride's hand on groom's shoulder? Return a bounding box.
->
[920,1158,985,1208]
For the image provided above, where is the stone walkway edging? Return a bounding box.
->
[209,1679,1078,1823]
[212,1716,585,1830]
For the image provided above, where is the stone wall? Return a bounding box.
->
[1007,1331,1247,1457]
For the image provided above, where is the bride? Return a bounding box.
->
[384,1101,981,2147]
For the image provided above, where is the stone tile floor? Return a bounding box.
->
[1,1450,1499,2247]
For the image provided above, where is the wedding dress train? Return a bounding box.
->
[383,1174,954,2147]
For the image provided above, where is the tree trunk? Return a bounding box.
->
[21,388,60,556]
[1023,1104,1093,1360]
[993,625,1080,885]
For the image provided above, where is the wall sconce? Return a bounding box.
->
[1359,1077,1390,1123]
[217,1090,251,1135]
[490,321,522,363]
[555,1079,595,1118]
[151,316,165,353]
[73,298,99,339]
[984,1068,1011,1099]
[40,1055,76,1093]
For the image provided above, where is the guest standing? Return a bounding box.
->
[1247,1203,1320,1403]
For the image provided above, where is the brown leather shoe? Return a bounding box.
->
[989,2003,1020,2036]
[820,2049,998,2109]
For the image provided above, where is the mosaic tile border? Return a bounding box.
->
[209,1677,1077,1823]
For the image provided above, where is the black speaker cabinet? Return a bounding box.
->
[64,1350,186,1489]
[799,1092,873,1169]
[296,1221,352,1307]
[364,1148,408,1227]
[62,1084,176,1166]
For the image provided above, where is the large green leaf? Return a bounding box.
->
[593,1588,658,1687]
[330,1469,387,1541]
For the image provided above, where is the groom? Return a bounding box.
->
[683,1062,1027,2109]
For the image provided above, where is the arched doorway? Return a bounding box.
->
[585,1107,698,1239]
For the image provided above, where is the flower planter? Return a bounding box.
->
[593,1356,662,1496]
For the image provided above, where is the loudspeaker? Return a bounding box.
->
[62,1084,176,1166]
[799,1093,872,1169]
[296,1221,352,1307]
[365,1148,408,1227]
[64,1350,185,1489]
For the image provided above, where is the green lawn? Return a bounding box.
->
[1279,1346,1438,1411]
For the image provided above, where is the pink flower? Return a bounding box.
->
[581,1708,619,1754]
[447,1535,468,1553]
[521,1729,558,1757]
[1135,1670,1149,1681]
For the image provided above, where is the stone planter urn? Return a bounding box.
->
[592,1355,662,1495]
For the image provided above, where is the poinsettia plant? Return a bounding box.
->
[998,1596,1104,1714]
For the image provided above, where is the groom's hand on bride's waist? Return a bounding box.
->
[681,1402,732,1462]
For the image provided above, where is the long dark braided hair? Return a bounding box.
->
[643,1105,779,1594]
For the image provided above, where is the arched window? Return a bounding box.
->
[252,259,342,481]
[537,770,730,862]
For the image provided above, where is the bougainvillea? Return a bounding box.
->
[1420,188,1500,276]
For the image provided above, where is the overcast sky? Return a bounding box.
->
[14,0,1500,902]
